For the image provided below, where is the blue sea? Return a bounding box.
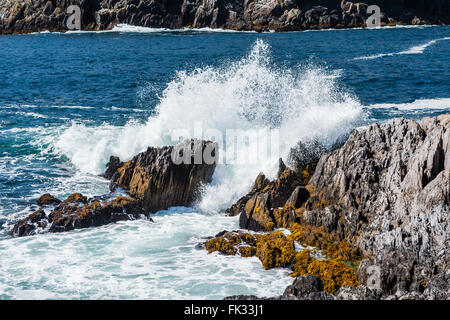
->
[0,24,449,299]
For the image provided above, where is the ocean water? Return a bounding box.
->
[0,25,449,299]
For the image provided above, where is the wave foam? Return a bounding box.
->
[353,37,450,60]
[0,210,292,299]
[55,40,364,212]
[367,98,450,110]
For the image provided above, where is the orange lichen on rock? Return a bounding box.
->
[266,221,275,231]
[292,251,359,293]
[288,223,360,261]
[204,224,360,293]
[65,193,88,204]
[238,246,256,257]
[254,231,296,269]
[204,237,238,255]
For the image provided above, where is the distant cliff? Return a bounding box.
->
[1,0,449,34]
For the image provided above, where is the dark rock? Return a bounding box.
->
[12,139,216,236]
[253,172,270,191]
[12,194,151,236]
[48,195,147,233]
[10,209,47,237]
[42,1,54,16]
[277,158,286,178]
[239,167,305,231]
[282,275,324,299]
[239,192,273,231]
[109,139,217,213]
[104,155,122,179]
[1,0,448,34]
[284,186,310,210]
[37,193,61,206]
[226,172,269,217]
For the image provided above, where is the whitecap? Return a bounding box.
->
[353,37,450,60]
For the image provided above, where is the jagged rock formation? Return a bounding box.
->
[1,0,449,34]
[217,114,450,300]
[227,157,316,231]
[11,139,217,236]
[305,114,450,295]
[107,139,217,213]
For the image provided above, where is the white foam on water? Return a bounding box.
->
[55,40,364,212]
[28,24,257,35]
[111,24,257,33]
[0,209,292,299]
[353,37,450,60]
[367,98,450,111]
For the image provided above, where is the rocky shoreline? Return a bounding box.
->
[205,114,450,300]
[9,114,450,300]
[1,0,449,35]
[10,139,217,236]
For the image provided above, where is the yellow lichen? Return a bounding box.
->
[288,223,360,261]
[266,221,275,231]
[255,231,296,269]
[291,250,358,293]
[204,223,360,293]
[204,237,237,255]
[238,246,256,257]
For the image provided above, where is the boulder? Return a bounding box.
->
[104,155,122,180]
[282,275,324,299]
[37,193,61,206]
[107,139,217,213]
[10,194,151,237]
[11,209,47,237]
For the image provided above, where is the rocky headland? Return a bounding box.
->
[1,0,449,34]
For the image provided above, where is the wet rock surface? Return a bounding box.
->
[1,0,448,34]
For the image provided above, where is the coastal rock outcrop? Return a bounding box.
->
[11,139,217,236]
[214,114,450,300]
[229,157,316,231]
[1,0,448,34]
[11,194,148,236]
[304,114,450,295]
[107,139,217,213]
